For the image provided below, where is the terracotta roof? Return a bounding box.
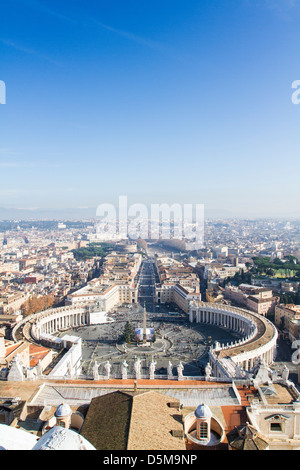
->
[80,391,132,450]
[29,344,51,367]
[127,391,186,450]
[80,390,185,450]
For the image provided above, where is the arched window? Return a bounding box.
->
[199,421,208,439]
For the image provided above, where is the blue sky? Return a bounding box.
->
[0,0,300,217]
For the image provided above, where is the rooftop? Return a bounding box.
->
[0,378,298,450]
[80,390,186,450]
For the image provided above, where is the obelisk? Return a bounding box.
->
[143,302,147,344]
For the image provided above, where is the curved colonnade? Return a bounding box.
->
[12,304,91,346]
[189,302,278,377]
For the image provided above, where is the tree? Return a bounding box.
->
[266,268,275,276]
[284,255,298,264]
[72,243,114,261]
[21,295,54,317]
[122,321,135,344]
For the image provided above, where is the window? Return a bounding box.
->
[199,421,208,439]
[270,422,282,432]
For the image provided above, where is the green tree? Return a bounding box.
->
[266,268,275,276]
[72,244,109,261]
[122,321,135,344]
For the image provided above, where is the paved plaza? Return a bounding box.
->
[59,306,243,378]
[57,259,244,379]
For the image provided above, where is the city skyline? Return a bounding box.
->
[1,0,300,217]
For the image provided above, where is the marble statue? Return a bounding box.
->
[93,361,99,380]
[167,361,173,379]
[177,362,184,381]
[253,359,272,385]
[282,365,289,383]
[205,363,212,378]
[134,357,141,379]
[121,360,128,380]
[272,369,278,382]
[149,359,156,379]
[104,360,111,380]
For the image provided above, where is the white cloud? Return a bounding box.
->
[14,0,76,24]
[0,38,61,66]
[95,20,172,54]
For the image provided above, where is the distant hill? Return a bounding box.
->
[0,206,299,221]
[0,206,97,220]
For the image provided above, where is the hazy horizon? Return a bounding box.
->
[0,203,299,221]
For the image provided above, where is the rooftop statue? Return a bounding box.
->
[149,359,156,379]
[134,357,142,379]
[167,361,173,378]
[121,360,128,380]
[177,362,184,380]
[104,361,111,379]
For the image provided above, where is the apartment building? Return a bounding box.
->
[155,257,201,313]
[275,304,300,341]
[0,292,29,314]
[66,252,141,312]
[225,284,278,316]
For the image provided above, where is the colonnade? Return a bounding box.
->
[35,307,89,337]
[190,307,255,337]
[189,302,278,377]
[11,305,91,344]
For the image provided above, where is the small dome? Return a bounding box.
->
[54,403,72,418]
[195,404,212,419]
